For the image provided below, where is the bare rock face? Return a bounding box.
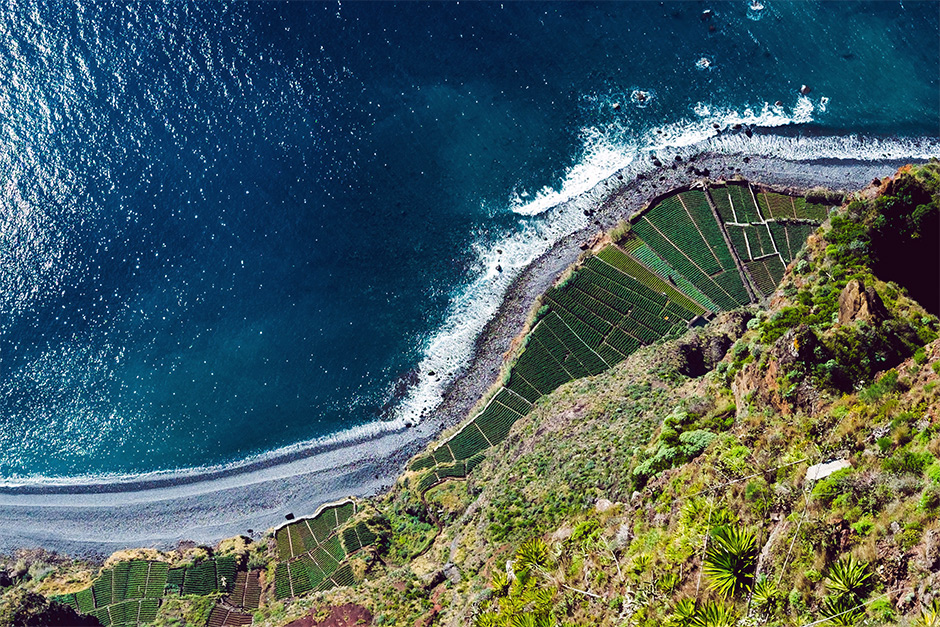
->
[732,325,823,417]
[923,528,940,571]
[838,278,888,325]
[666,310,751,377]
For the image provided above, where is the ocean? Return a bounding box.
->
[0,1,937,482]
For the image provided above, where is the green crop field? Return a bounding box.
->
[272,500,382,600]
[65,560,176,626]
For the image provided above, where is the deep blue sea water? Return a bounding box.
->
[0,1,937,481]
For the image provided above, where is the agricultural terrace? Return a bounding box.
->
[53,557,263,627]
[55,500,375,622]
[408,182,832,492]
[272,500,380,600]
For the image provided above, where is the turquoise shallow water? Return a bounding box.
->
[0,1,937,480]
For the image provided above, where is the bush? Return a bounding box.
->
[811,468,854,505]
[851,516,874,536]
[926,461,940,483]
[883,450,933,474]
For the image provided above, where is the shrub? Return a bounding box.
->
[868,596,896,623]
[920,487,940,511]
[851,516,874,536]
[926,461,940,483]
[811,468,853,505]
[883,450,933,474]
[678,430,717,458]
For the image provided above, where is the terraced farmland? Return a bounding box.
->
[409,181,828,491]
[272,501,380,600]
[56,560,169,626]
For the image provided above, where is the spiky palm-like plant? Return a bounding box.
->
[514,537,550,577]
[665,598,698,627]
[824,556,872,599]
[918,599,940,627]
[702,525,757,598]
[491,568,510,597]
[474,614,501,627]
[691,600,737,627]
[821,593,865,626]
[751,573,780,614]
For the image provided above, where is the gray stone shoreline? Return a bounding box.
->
[0,151,922,557]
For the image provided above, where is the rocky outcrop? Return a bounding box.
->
[732,325,824,417]
[667,311,752,377]
[838,278,888,325]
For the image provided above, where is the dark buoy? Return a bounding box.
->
[800,84,812,95]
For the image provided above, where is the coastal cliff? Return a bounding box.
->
[2,161,939,627]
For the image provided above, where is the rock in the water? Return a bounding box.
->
[838,278,888,324]
[800,84,812,95]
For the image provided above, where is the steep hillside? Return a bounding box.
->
[2,162,938,627]
[276,163,940,627]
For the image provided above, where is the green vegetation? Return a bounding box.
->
[702,525,757,598]
[271,501,382,600]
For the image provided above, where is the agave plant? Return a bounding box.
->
[665,597,698,627]
[821,593,865,626]
[702,525,758,598]
[918,599,940,627]
[691,599,737,627]
[514,537,550,577]
[824,556,872,599]
[751,573,780,613]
